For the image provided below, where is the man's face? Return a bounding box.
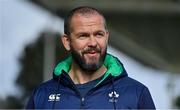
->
[68,14,109,72]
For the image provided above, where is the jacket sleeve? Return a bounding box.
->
[25,89,36,109]
[138,87,156,109]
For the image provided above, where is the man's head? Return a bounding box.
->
[64,6,108,36]
[61,6,109,72]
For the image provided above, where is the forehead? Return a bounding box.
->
[70,14,105,32]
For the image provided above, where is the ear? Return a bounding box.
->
[106,30,109,41]
[106,31,109,38]
[61,34,71,51]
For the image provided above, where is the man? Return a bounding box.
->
[26,6,155,109]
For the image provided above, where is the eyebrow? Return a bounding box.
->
[93,30,105,34]
[75,29,106,36]
[76,32,90,36]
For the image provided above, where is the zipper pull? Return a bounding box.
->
[81,97,85,102]
[80,97,85,108]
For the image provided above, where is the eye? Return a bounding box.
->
[78,33,89,39]
[95,32,104,37]
[79,34,87,37]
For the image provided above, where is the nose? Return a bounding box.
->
[88,36,97,47]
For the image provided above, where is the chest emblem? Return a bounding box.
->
[48,94,61,101]
[108,91,119,103]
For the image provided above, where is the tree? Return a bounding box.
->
[174,95,180,108]
[3,31,67,108]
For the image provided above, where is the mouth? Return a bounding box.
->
[88,51,97,54]
[85,51,99,58]
[82,48,101,57]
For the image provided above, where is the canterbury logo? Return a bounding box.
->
[48,94,60,101]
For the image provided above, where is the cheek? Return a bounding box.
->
[99,39,108,50]
[70,41,87,52]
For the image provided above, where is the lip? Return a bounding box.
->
[88,51,96,54]
[85,52,99,57]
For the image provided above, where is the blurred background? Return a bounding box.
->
[1,0,180,109]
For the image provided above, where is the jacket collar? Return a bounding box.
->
[53,53,127,86]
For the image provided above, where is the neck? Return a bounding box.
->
[69,61,107,84]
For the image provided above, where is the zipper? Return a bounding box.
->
[61,72,86,109]
[80,97,85,109]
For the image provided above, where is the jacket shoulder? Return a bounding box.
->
[26,79,58,109]
[30,79,58,99]
[37,79,58,89]
[114,76,155,109]
[31,79,59,101]
[116,76,148,89]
